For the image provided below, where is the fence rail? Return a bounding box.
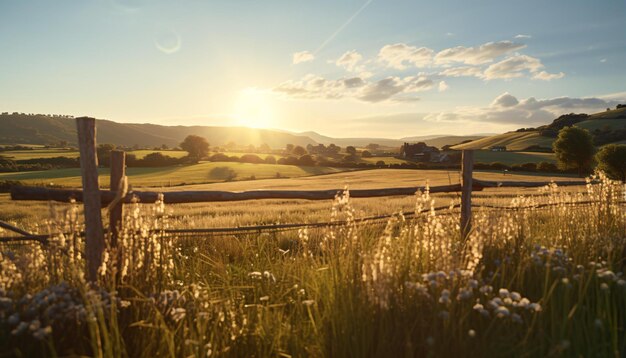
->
[3,200,623,244]
[10,178,590,205]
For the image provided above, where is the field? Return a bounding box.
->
[451,132,553,151]
[474,150,556,164]
[0,162,353,187]
[0,148,188,160]
[0,169,580,229]
[1,169,624,357]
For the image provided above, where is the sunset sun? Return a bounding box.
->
[233,88,275,129]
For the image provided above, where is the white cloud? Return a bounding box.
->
[378,43,434,69]
[274,74,434,103]
[514,34,532,39]
[292,51,314,64]
[335,50,363,71]
[439,66,483,77]
[491,92,519,107]
[438,81,449,92]
[532,71,565,81]
[600,58,607,63]
[425,92,626,126]
[483,54,543,80]
[435,41,526,65]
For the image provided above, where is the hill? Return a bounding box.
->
[0,113,316,148]
[0,113,488,150]
[452,107,626,150]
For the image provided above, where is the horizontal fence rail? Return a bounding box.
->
[10,179,589,205]
[3,200,623,244]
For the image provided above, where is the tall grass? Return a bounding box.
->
[0,173,625,357]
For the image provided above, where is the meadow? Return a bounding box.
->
[0,170,624,357]
[0,162,353,187]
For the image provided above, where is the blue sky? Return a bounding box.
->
[1,0,625,137]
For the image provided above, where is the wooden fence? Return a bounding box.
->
[5,117,592,281]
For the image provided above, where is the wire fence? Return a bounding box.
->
[2,200,623,244]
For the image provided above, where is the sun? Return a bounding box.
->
[233,88,275,129]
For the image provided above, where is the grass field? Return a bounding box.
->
[0,171,623,357]
[0,161,353,187]
[575,118,626,131]
[0,149,190,160]
[451,131,554,151]
[474,150,556,164]
[0,168,581,230]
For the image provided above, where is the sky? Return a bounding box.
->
[1,0,625,138]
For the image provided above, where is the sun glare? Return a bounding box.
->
[233,88,275,129]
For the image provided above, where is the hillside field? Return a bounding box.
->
[0,162,353,187]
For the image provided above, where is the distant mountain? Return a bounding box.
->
[0,114,316,148]
[452,107,626,151]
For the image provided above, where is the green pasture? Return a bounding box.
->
[0,161,351,187]
[474,150,556,164]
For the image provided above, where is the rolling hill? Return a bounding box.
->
[0,114,316,148]
[0,113,486,150]
[452,107,626,151]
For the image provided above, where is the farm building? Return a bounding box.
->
[400,142,440,162]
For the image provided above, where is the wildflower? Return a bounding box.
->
[7,313,19,326]
[263,271,276,282]
[456,288,473,301]
[527,303,542,312]
[120,300,131,308]
[479,285,493,295]
[170,308,186,322]
[510,291,521,301]
[511,313,523,324]
[32,326,52,340]
[302,300,315,306]
[468,329,476,338]
[11,322,28,336]
[248,271,262,279]
[600,283,609,291]
[259,296,270,302]
[494,306,510,318]
[617,279,626,287]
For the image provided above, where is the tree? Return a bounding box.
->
[596,144,626,181]
[285,144,295,153]
[180,135,210,162]
[293,145,307,156]
[346,146,357,155]
[552,126,595,176]
[365,143,380,151]
[259,143,271,153]
[362,150,372,158]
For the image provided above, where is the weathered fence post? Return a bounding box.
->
[109,150,125,248]
[461,150,474,239]
[76,117,105,282]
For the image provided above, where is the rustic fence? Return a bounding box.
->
[2,117,595,281]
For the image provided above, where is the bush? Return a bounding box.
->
[596,144,626,181]
[264,156,277,164]
[239,154,264,164]
[298,155,316,166]
[537,161,558,172]
[209,153,231,162]
[209,166,238,181]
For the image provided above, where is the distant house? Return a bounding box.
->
[490,146,507,152]
[401,142,439,162]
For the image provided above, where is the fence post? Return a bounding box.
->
[461,150,474,239]
[109,150,125,248]
[76,117,105,282]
